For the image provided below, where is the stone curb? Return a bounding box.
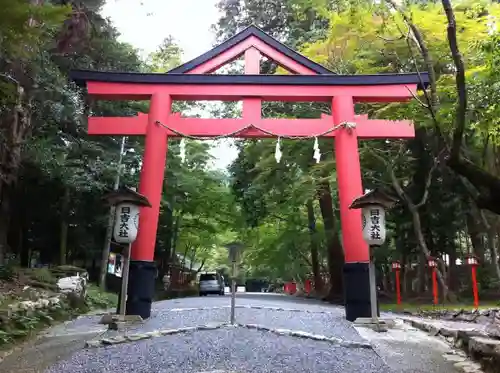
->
[237,323,372,349]
[166,305,333,314]
[85,323,228,348]
[401,317,500,373]
[85,322,371,350]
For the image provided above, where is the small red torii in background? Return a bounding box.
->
[71,26,428,321]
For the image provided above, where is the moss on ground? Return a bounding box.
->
[0,267,117,348]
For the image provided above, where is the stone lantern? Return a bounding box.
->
[349,188,398,331]
[103,187,151,317]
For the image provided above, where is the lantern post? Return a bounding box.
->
[427,256,438,305]
[391,260,402,306]
[465,254,480,309]
[349,188,398,331]
[103,187,151,316]
[225,242,243,325]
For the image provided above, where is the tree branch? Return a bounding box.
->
[441,0,467,162]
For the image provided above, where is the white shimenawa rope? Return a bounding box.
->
[155,120,356,163]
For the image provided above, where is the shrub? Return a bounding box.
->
[25,268,56,284]
[0,266,15,281]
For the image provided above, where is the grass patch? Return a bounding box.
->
[85,285,118,310]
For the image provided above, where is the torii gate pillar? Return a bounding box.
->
[126,94,170,318]
[333,95,371,320]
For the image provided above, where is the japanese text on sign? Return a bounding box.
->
[361,206,386,246]
[119,206,130,238]
[370,208,381,240]
[113,203,140,244]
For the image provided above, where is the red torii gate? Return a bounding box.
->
[71,26,428,321]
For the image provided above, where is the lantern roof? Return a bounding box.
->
[103,186,152,207]
[224,242,244,250]
[224,241,244,262]
[349,188,399,210]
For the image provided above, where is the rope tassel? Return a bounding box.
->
[313,137,321,163]
[179,138,186,163]
[275,137,282,163]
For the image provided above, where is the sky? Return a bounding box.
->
[101,0,239,170]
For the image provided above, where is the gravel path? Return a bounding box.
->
[0,293,462,373]
[47,327,390,373]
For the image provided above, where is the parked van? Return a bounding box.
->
[199,272,225,296]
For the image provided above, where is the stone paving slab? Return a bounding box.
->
[398,315,500,373]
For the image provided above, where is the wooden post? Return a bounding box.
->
[471,266,479,309]
[395,269,401,305]
[432,268,438,305]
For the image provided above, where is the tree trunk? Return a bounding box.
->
[448,245,458,292]
[99,204,116,289]
[160,201,174,274]
[493,225,500,284]
[478,211,500,287]
[316,180,344,302]
[306,199,323,292]
[408,202,454,301]
[401,252,408,296]
[170,213,181,263]
[418,251,426,294]
[9,183,25,265]
[467,211,485,263]
[0,185,12,266]
[59,187,70,265]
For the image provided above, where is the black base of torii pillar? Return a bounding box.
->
[125,260,157,318]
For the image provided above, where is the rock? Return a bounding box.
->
[101,337,127,345]
[442,352,467,362]
[125,334,149,342]
[108,321,125,331]
[457,329,488,343]
[428,325,440,336]
[84,340,103,348]
[99,314,143,325]
[409,319,433,332]
[485,323,500,339]
[439,326,459,339]
[99,314,118,324]
[454,338,465,349]
[469,336,500,357]
[476,315,494,325]
[19,301,36,311]
[57,276,85,296]
[48,297,60,306]
[198,323,223,330]
[457,312,479,322]
[445,336,455,344]
[453,361,483,373]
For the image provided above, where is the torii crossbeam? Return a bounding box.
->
[71,25,429,321]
